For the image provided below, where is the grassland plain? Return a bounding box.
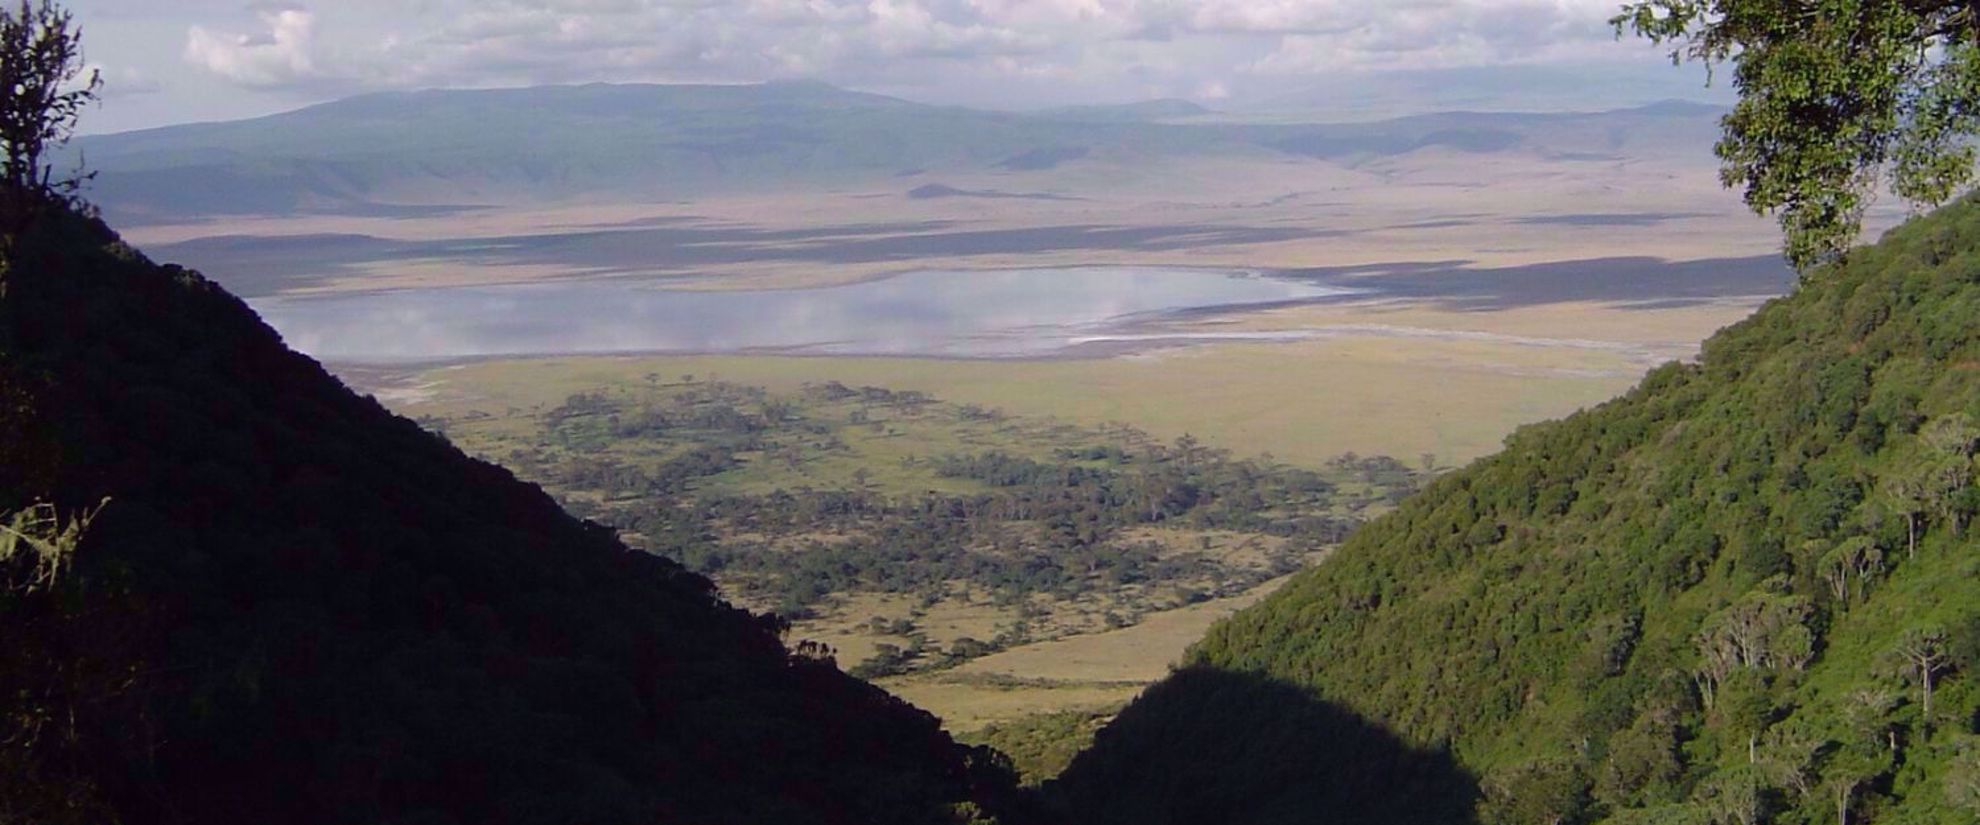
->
[374,335,1644,469]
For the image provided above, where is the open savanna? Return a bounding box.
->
[379,332,1643,469]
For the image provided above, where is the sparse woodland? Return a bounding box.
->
[424,377,1425,676]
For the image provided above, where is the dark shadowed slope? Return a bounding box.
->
[1048,668,1479,825]
[0,210,1031,824]
[1068,197,1980,823]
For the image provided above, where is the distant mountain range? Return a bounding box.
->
[65,81,1727,224]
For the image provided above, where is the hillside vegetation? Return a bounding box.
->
[0,210,1035,824]
[1055,197,1980,824]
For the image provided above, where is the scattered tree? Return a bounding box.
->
[1879,472,1929,560]
[1693,763,1767,825]
[1715,669,1775,765]
[1818,537,1884,607]
[1694,590,1816,707]
[1811,691,1897,825]
[1892,627,1952,720]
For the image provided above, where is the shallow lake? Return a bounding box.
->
[253,267,1356,362]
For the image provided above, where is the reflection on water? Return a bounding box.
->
[253,267,1355,362]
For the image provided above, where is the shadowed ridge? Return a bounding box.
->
[0,208,1030,824]
[1046,667,1480,825]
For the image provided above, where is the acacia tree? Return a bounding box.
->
[0,0,97,236]
[1880,471,1929,559]
[1823,689,1899,825]
[1617,1,1980,269]
[1893,626,1952,719]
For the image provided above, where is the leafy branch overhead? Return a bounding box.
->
[1617,0,1980,270]
[0,0,96,235]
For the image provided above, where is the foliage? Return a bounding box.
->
[1617,0,1980,269]
[0,499,94,590]
[959,709,1115,786]
[0,0,97,237]
[0,502,136,825]
[1076,194,1980,824]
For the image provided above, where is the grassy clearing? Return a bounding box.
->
[949,573,1295,684]
[865,574,1292,784]
[877,675,1143,735]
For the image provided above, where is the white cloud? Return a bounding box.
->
[90,63,163,98]
[150,0,1684,112]
[184,8,322,88]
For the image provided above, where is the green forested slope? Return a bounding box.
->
[1057,198,1980,824]
[0,211,1029,824]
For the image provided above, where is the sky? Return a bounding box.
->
[68,0,1731,134]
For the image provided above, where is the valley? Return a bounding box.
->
[347,239,1786,775]
[374,366,1413,757]
[90,82,1819,790]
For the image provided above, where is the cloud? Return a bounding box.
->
[91,64,165,98]
[184,8,322,88]
[172,0,1655,105]
[1238,0,1625,73]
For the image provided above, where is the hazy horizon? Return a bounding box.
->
[68,1,1734,135]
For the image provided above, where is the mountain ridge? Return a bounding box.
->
[63,81,1726,224]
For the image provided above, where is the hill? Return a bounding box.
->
[65,82,1724,224]
[0,209,1035,823]
[1053,197,1980,823]
[1033,99,1214,123]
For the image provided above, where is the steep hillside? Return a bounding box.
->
[1056,199,1980,824]
[0,210,1030,824]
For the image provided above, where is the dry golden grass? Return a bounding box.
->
[875,575,1291,731]
[375,331,1641,467]
[876,676,1143,733]
[949,575,1291,685]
